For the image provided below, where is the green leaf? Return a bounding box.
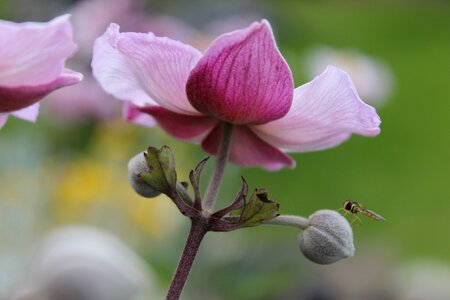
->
[139,146,177,194]
[158,146,177,189]
[238,188,280,227]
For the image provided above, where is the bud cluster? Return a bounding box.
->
[127,146,355,271]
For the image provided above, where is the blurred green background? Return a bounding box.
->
[0,0,449,299]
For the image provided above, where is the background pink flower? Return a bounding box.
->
[43,0,139,123]
[305,46,394,107]
[44,0,204,124]
[0,15,82,128]
[92,20,381,170]
[44,74,118,123]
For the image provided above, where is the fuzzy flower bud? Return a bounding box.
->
[128,152,161,198]
[299,209,354,264]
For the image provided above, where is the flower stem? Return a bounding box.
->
[166,123,233,299]
[263,215,309,230]
[166,219,208,300]
[203,123,233,212]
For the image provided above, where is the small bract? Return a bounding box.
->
[128,152,161,198]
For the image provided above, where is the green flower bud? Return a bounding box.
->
[128,152,161,198]
[299,210,354,264]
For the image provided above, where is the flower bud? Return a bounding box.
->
[299,209,354,264]
[128,152,161,198]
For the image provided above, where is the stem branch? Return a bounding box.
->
[203,123,233,211]
[263,215,309,230]
[166,220,208,300]
[166,123,233,299]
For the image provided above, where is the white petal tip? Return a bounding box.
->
[107,23,120,32]
[62,69,84,84]
[50,14,71,23]
[366,127,381,137]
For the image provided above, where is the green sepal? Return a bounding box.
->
[158,146,177,189]
[235,188,279,227]
[139,146,177,194]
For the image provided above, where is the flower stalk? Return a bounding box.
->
[263,214,309,229]
[165,124,233,299]
[203,123,233,211]
[166,218,209,300]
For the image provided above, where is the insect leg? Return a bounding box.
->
[350,214,362,227]
[337,208,348,216]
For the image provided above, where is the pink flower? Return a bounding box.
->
[92,20,380,170]
[0,15,82,128]
[45,0,202,124]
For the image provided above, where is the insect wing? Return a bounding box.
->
[363,209,385,221]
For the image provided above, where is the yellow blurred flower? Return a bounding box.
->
[50,120,191,240]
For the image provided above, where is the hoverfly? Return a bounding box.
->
[338,200,385,225]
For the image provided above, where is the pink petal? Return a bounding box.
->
[0,69,82,113]
[202,124,295,170]
[71,0,137,59]
[93,23,202,114]
[305,46,393,106]
[11,103,40,122]
[123,101,156,128]
[0,114,7,128]
[138,106,218,142]
[186,20,293,125]
[294,133,352,152]
[0,15,78,87]
[92,24,156,106]
[115,27,202,114]
[252,65,381,152]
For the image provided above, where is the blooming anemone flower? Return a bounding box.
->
[92,20,380,170]
[0,15,82,128]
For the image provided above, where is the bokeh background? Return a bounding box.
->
[1,0,449,299]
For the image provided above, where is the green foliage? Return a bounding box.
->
[140,146,177,194]
[233,189,280,227]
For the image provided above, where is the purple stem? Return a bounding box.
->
[166,123,233,299]
[165,220,208,300]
